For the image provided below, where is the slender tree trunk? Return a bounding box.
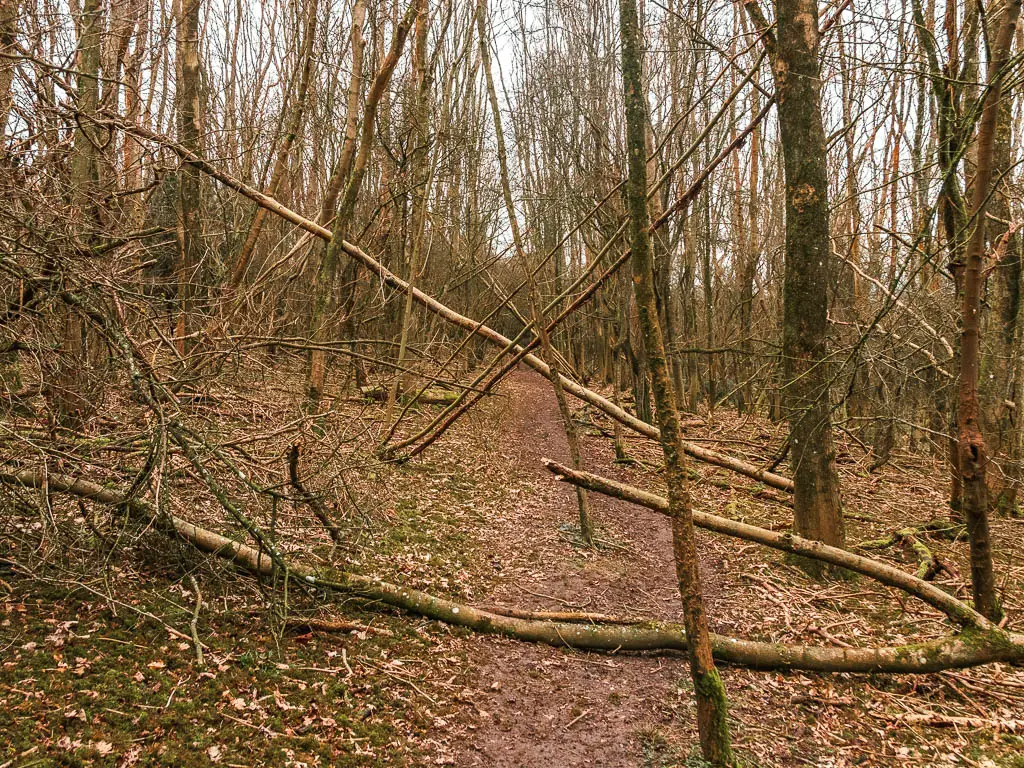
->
[957,0,1021,622]
[681,210,700,411]
[386,4,432,421]
[619,0,733,762]
[701,198,716,408]
[51,0,102,429]
[307,0,412,406]
[121,0,149,225]
[229,0,320,289]
[175,0,202,355]
[0,0,18,141]
[306,0,367,405]
[0,0,20,396]
[911,0,971,515]
[477,0,594,545]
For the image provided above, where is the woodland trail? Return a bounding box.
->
[444,369,728,767]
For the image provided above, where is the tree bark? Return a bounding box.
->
[982,9,1022,517]
[4,468,1020,675]
[619,0,734,762]
[957,0,1021,622]
[0,0,18,141]
[477,0,594,544]
[174,0,202,356]
[766,0,845,554]
[52,0,102,429]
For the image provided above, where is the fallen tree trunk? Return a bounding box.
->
[360,385,459,405]
[540,459,990,630]
[3,469,1022,673]
[93,111,793,493]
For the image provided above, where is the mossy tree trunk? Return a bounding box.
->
[768,0,845,553]
[619,0,734,763]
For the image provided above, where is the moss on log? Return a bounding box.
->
[3,469,1022,673]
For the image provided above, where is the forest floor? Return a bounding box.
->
[2,365,1024,767]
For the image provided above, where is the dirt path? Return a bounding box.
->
[443,369,728,767]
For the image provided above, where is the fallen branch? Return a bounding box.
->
[285,617,387,636]
[93,111,793,493]
[859,526,958,581]
[287,444,343,545]
[485,606,644,625]
[899,712,1024,731]
[3,468,1023,673]
[187,574,205,668]
[360,385,459,405]
[540,459,989,629]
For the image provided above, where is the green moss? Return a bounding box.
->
[638,728,686,768]
[0,575,460,767]
[995,738,1024,766]
[692,668,735,767]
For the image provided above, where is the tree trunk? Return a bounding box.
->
[619,0,734,763]
[52,0,102,429]
[0,0,17,141]
[228,0,320,290]
[957,0,1021,622]
[306,0,412,406]
[175,0,202,356]
[769,0,846,554]
[477,0,594,545]
[386,2,432,422]
[982,11,1022,517]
